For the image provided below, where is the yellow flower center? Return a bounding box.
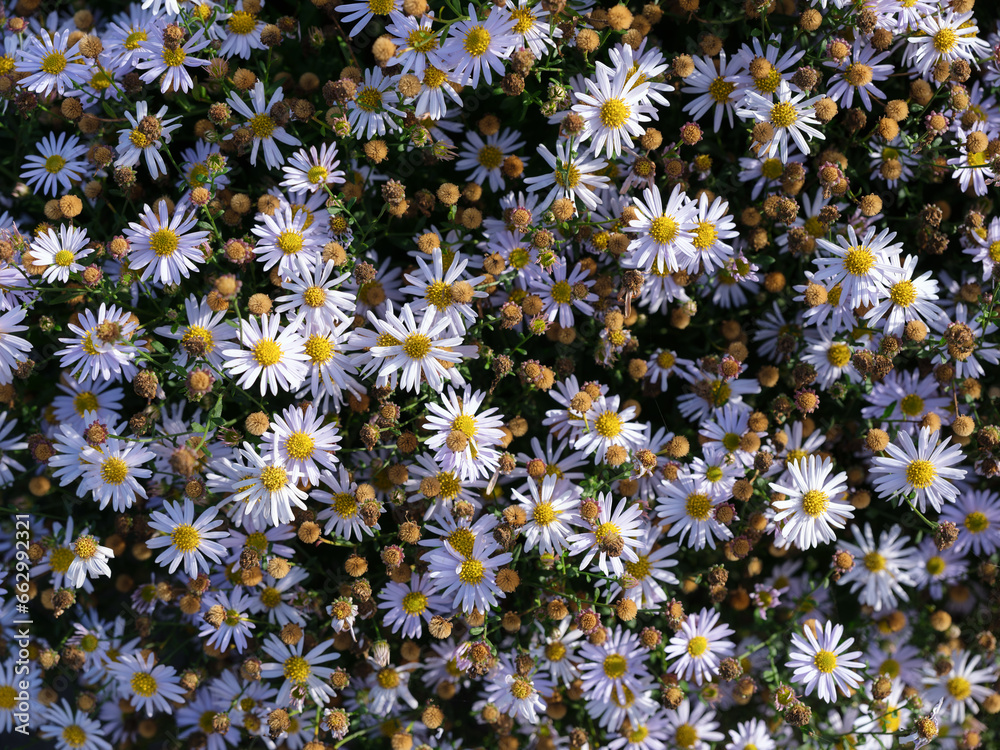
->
[709,77,735,103]
[171,524,201,553]
[722,432,741,451]
[80,634,100,652]
[554,163,581,188]
[50,547,75,573]
[769,101,798,128]
[73,391,99,415]
[545,642,566,661]
[827,343,851,367]
[595,521,620,543]
[448,527,476,558]
[801,489,829,517]
[754,68,782,94]
[74,535,98,560]
[477,145,504,169]
[402,591,427,614]
[603,653,627,678]
[933,28,958,53]
[813,650,838,674]
[285,432,315,460]
[408,28,439,52]
[306,165,328,185]
[130,130,150,149]
[551,280,573,304]
[300,286,326,309]
[844,246,875,276]
[965,511,989,533]
[649,215,678,244]
[532,502,557,526]
[45,154,67,174]
[62,725,87,748]
[252,339,282,366]
[227,10,257,34]
[54,249,75,267]
[332,492,357,518]
[181,325,214,353]
[149,228,179,257]
[510,677,533,699]
[687,636,709,657]
[260,587,282,608]
[899,393,924,417]
[880,658,900,678]
[711,380,732,406]
[510,7,535,34]
[968,151,986,167]
[705,466,723,483]
[864,551,886,572]
[423,66,447,88]
[890,280,917,307]
[685,493,711,520]
[277,230,303,255]
[124,30,147,50]
[692,221,718,250]
[260,466,288,492]
[905,459,937,489]
[675,724,699,749]
[947,676,972,700]
[305,334,333,363]
[599,98,631,129]
[42,51,68,74]
[424,280,452,309]
[657,350,676,368]
[458,559,485,584]
[249,113,276,138]
[402,333,432,359]
[131,672,158,697]
[101,457,129,485]
[623,554,650,579]
[926,556,946,576]
[463,26,491,57]
[761,158,784,179]
[595,411,623,438]
[283,655,311,682]
[161,46,186,67]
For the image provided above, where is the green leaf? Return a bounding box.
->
[880,402,897,421]
[469,626,484,636]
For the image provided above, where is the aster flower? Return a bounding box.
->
[337,0,402,37]
[484,658,554,724]
[221,313,310,397]
[30,224,91,283]
[153,295,237,370]
[136,28,211,93]
[444,3,519,88]
[870,426,967,513]
[115,102,181,180]
[663,700,725,750]
[251,205,324,275]
[400,247,485,336]
[261,402,342,486]
[15,28,89,97]
[664,607,736,685]
[823,38,893,110]
[225,81,302,168]
[624,184,697,274]
[65,532,115,589]
[261,633,340,706]
[837,523,917,612]
[78,437,154,512]
[377,572,448,638]
[940,489,1000,556]
[786,620,866,702]
[428,532,512,614]
[566,493,645,577]
[347,67,403,140]
[385,11,448,76]
[222,442,309,527]
[655,476,734,551]
[107,652,188,716]
[578,625,651,705]
[513,474,582,556]
[523,141,610,211]
[280,143,346,194]
[922,649,997,723]
[20,131,90,197]
[125,201,210,286]
[682,50,743,131]
[736,80,826,164]
[572,62,652,159]
[216,3,266,59]
[39,699,113,750]
[145,498,228,579]
[768,455,854,550]
[812,224,901,307]
[571,394,645,465]
[457,128,526,192]
[0,307,33,385]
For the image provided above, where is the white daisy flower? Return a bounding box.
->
[115,102,181,180]
[906,11,990,78]
[655,476,734,551]
[145,498,228,578]
[663,699,725,750]
[578,625,651,705]
[400,247,486,336]
[870,426,967,513]
[514,474,582,556]
[860,369,950,433]
[679,191,738,274]
[65,532,115,589]
[367,660,420,717]
[385,11,447,77]
[15,28,89,97]
[20,131,90,197]
[457,128,527,192]
[30,224,91,283]
[261,402,342,486]
[216,2,266,59]
[0,307,32,385]
[78,437,154,512]
[424,386,507,482]
[572,62,652,159]
[864,255,945,337]
[107,652,188,716]
[261,633,340,706]
[600,529,679,610]
[406,452,486,522]
[837,523,917,612]
[572,394,645,465]
[911,536,967,599]
[39,699,113,750]
[315,466,374,541]
[199,588,256,653]
[940,489,1000,556]
[224,442,309,527]
[377,572,448,638]
[768,455,854,550]
[786,620,866,702]
[523,141,610,211]
[347,67,403,140]
[337,0,401,37]
[125,201,210,286]
[484,657,554,723]
[444,3,519,88]
[566,493,645,577]
[724,719,776,750]
[225,81,302,168]
[823,38,893,110]
[665,607,736,685]
[280,143,346,194]
[922,649,998,723]
[624,184,697,275]
[296,321,366,413]
[736,80,826,163]
[528,261,597,328]
[682,50,743,131]
[800,327,860,392]
[530,617,586,685]
[812,224,902,307]
[221,313,310,397]
[136,28,211,94]
[153,295,237,370]
[428,532,512,614]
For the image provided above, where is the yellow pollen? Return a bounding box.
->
[45,154,67,174]
[532,502,557,526]
[305,334,333,363]
[687,636,709,657]
[813,650,838,673]
[171,524,201,552]
[402,333,432,359]
[249,113,276,138]
[423,66,447,88]
[510,7,535,34]
[711,380,732,406]
[101,457,129,485]
[770,102,798,128]
[424,280,453,309]
[227,10,257,34]
[844,246,875,275]
[408,29,438,52]
[926,556,946,576]
[675,724,698,749]
[551,280,573,304]
[880,658,900,678]
[42,51,68,74]
[965,511,989,533]
[692,222,718,250]
[284,432,315,460]
[332,492,357,517]
[705,466,723,483]
[900,393,924,417]
[448,527,476,558]
[864,551,886,572]
[933,28,958,53]
[801,489,829,517]
[649,215,678,244]
[463,26,491,57]
[545,642,566,661]
[603,653,627,678]
[511,677,533,699]
[657,350,676,368]
[477,145,504,169]
[459,559,485,584]
[54,249,75,267]
[890,280,917,307]
[947,676,972,700]
[827,343,851,367]
[129,130,150,148]
[709,77,735,103]
[130,672,158,697]
[968,151,986,167]
[283,655,311,682]
[260,466,288,491]
[79,634,99,652]
[761,158,784,180]
[62,725,87,748]
[595,411,623,438]
[437,472,461,499]
[277,230,303,255]
[599,98,631,129]
[252,339,282,366]
[623,554,650,579]
[303,286,326,308]
[161,46,186,67]
[685,493,711,520]
[378,667,401,689]
[74,535,98,560]
[124,30,147,50]
[722,432,741,451]
[50,547,75,573]
[306,166,328,185]
[754,68,781,94]
[905,459,937,489]
[402,591,427,614]
[554,163,582,188]
[149,228,179,258]
[594,521,620,543]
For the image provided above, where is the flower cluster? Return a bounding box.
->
[2,0,1000,749]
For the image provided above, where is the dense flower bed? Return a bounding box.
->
[2,0,1000,748]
